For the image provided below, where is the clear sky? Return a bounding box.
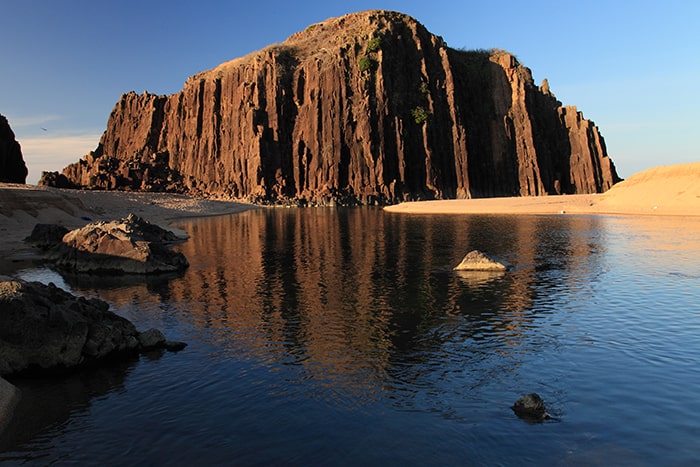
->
[2,0,698,184]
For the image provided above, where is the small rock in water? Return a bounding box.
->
[137,328,166,350]
[512,393,548,421]
[453,250,510,271]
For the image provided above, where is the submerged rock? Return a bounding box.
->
[0,278,185,376]
[512,393,549,421]
[453,250,511,271]
[44,213,188,274]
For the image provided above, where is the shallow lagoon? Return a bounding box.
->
[2,208,700,465]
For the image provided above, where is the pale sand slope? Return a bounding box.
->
[0,184,259,271]
[384,162,700,217]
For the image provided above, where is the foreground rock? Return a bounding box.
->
[453,250,511,271]
[512,393,549,421]
[44,10,619,205]
[0,114,27,184]
[0,278,186,376]
[33,213,189,274]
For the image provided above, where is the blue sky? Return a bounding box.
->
[2,0,698,183]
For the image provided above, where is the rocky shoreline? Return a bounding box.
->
[0,188,258,435]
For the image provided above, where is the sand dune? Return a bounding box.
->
[384,162,700,217]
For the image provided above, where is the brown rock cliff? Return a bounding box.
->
[50,10,620,204]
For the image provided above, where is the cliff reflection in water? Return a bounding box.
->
[126,208,603,401]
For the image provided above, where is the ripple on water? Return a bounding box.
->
[3,212,700,465]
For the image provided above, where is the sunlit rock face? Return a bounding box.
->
[0,114,27,184]
[50,10,619,205]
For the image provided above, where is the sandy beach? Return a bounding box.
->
[0,184,259,273]
[385,163,700,217]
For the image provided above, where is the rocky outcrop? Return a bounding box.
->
[0,278,186,376]
[38,214,189,274]
[0,114,28,184]
[47,10,620,205]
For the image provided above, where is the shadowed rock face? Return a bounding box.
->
[0,279,139,375]
[0,278,187,376]
[48,10,620,205]
[0,114,27,184]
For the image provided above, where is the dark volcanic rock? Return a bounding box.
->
[0,114,28,184]
[46,214,188,274]
[47,10,620,205]
[0,278,185,376]
[25,224,70,250]
[38,171,76,189]
[0,279,139,375]
[512,393,548,421]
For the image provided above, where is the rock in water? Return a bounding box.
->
[46,213,188,274]
[137,328,166,350]
[453,250,510,271]
[44,10,619,205]
[512,393,548,420]
[0,279,186,376]
[0,279,140,375]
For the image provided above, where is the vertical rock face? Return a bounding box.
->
[52,10,619,204]
[0,114,28,184]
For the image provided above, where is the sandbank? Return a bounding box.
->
[384,163,700,217]
[0,184,259,273]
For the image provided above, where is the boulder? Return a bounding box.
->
[137,328,166,349]
[46,213,188,274]
[0,279,185,376]
[512,393,548,421]
[453,250,511,271]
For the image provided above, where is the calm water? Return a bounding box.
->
[2,208,700,466]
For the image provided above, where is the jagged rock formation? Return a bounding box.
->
[47,10,620,205]
[0,114,28,184]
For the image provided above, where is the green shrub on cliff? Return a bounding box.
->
[411,106,428,124]
[359,55,377,73]
[366,36,382,53]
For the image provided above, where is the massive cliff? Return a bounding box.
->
[0,114,27,184]
[47,10,619,204]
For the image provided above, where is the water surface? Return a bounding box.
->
[2,209,700,465]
